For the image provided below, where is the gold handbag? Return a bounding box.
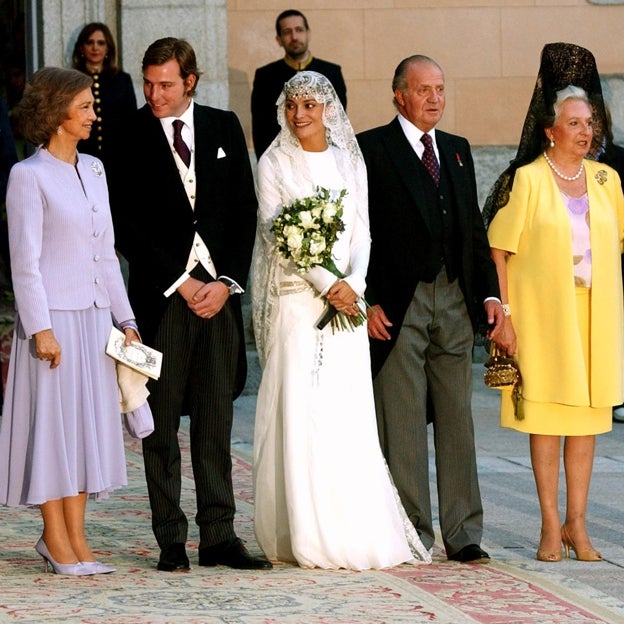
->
[484,345,520,388]
[483,344,524,420]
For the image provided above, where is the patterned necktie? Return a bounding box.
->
[420,133,440,186]
[172,119,191,167]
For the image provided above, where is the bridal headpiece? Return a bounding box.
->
[274,71,361,167]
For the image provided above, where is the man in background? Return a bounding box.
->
[251,9,346,159]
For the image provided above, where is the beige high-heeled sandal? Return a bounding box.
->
[560,525,602,562]
[536,532,562,562]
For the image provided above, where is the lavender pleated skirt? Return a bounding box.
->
[0,307,127,507]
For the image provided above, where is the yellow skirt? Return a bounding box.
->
[501,288,612,436]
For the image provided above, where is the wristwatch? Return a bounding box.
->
[218,277,239,296]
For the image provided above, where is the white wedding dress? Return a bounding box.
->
[252,146,431,569]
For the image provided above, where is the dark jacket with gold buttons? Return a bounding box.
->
[78,69,137,167]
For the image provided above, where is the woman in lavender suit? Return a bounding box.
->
[0,67,141,576]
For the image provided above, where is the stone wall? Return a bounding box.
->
[35,1,228,110]
[228,2,624,151]
[33,3,624,149]
[118,0,229,110]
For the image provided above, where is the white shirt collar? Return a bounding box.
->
[161,100,195,142]
[397,113,438,158]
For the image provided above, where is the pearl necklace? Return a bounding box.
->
[543,151,584,181]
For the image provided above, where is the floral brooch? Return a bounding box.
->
[595,170,608,185]
[90,160,104,177]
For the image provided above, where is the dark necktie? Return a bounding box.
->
[172,119,191,167]
[420,133,440,186]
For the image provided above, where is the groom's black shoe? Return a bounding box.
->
[198,538,273,569]
[448,544,490,563]
[157,543,190,572]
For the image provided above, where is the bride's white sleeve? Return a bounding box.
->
[306,157,371,297]
[340,160,371,297]
[304,266,339,296]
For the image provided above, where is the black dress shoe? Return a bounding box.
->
[448,544,490,563]
[198,538,273,570]
[157,543,190,572]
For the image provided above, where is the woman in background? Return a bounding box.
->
[71,22,137,166]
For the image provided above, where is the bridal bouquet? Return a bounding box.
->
[271,186,368,332]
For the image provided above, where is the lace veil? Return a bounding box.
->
[269,70,364,173]
[251,71,369,366]
[482,42,609,227]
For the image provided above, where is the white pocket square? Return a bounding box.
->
[217,147,226,159]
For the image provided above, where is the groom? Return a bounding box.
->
[108,37,271,572]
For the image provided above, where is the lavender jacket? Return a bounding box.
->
[6,147,133,337]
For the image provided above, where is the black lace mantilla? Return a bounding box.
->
[482,42,609,227]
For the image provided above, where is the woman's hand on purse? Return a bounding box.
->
[123,328,141,346]
[493,318,517,356]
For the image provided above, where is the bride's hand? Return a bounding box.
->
[326,280,360,315]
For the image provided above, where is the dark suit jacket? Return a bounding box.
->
[251,57,347,159]
[108,103,258,396]
[357,117,500,377]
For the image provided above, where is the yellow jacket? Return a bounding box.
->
[488,155,624,407]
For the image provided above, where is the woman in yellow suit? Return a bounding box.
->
[484,43,624,564]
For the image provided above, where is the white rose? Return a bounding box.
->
[322,202,338,222]
[283,224,301,238]
[286,232,303,250]
[309,234,326,256]
[299,210,315,229]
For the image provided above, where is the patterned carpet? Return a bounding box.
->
[1,427,623,624]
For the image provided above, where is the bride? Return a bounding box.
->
[251,71,431,569]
